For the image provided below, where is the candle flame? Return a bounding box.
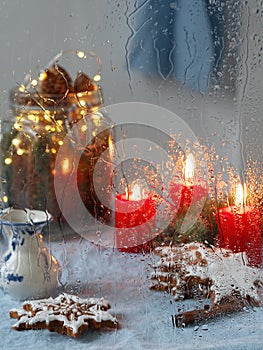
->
[235,183,246,206]
[185,153,195,185]
[125,180,148,201]
[130,183,145,201]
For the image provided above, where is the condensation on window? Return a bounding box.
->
[0,1,262,349]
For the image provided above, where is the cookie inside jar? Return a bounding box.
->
[1,52,113,228]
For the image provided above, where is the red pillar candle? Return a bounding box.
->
[218,184,262,267]
[169,182,208,210]
[115,184,156,253]
[169,154,208,211]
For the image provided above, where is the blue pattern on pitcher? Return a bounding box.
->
[6,273,24,283]
[0,208,60,300]
[3,252,11,262]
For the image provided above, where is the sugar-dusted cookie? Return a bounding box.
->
[150,242,263,325]
[10,293,118,338]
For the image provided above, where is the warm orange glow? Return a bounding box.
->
[4,158,12,165]
[108,135,114,161]
[51,255,59,265]
[18,84,26,92]
[16,148,25,156]
[12,138,20,147]
[39,71,47,81]
[61,158,70,175]
[28,114,39,123]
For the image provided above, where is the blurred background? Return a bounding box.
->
[0,0,262,190]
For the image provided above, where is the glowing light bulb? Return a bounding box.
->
[12,138,20,147]
[39,71,47,81]
[44,113,52,122]
[16,149,25,156]
[81,125,88,132]
[93,74,101,82]
[79,99,86,107]
[51,255,59,265]
[18,85,26,92]
[31,79,38,87]
[4,158,12,165]
[28,114,39,123]
[77,51,86,59]
[14,122,22,130]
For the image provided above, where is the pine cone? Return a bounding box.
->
[74,72,95,93]
[38,65,73,98]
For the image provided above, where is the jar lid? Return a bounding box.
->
[9,85,104,112]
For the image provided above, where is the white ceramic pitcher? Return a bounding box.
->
[0,208,60,300]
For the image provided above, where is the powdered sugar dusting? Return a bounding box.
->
[10,293,117,337]
[152,243,263,305]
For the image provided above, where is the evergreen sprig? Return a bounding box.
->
[154,198,219,247]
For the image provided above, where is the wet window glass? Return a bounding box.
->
[0,1,262,348]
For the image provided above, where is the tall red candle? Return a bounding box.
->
[218,184,262,267]
[115,186,156,253]
[169,154,208,212]
[169,181,208,210]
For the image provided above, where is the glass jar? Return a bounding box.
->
[1,57,113,227]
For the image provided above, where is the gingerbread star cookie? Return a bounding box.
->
[10,293,118,338]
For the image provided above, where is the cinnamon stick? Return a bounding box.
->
[175,296,246,327]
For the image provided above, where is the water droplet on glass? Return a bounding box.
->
[201,324,209,331]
